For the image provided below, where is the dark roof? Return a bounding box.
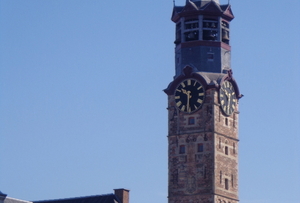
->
[220,4,229,11]
[0,191,7,197]
[174,1,229,12]
[33,194,120,203]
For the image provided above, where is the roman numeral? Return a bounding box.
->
[176,101,182,107]
[181,105,186,111]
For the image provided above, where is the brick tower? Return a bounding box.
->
[164,1,242,203]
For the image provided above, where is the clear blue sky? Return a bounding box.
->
[1,1,299,203]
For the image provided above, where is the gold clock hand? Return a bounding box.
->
[227,92,231,113]
[186,90,191,112]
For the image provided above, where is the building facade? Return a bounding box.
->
[164,1,242,203]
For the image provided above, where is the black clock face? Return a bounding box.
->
[174,79,205,113]
[219,81,237,116]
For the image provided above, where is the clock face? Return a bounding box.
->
[174,79,205,113]
[219,81,237,116]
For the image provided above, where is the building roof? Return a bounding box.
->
[174,0,225,12]
[33,194,120,203]
[172,1,233,22]
[0,189,128,203]
[4,197,32,203]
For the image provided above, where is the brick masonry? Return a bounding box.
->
[167,88,239,203]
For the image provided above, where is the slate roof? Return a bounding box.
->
[33,194,120,203]
[173,0,229,13]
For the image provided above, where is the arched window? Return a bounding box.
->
[225,146,228,155]
[225,178,229,190]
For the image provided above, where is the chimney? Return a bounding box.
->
[114,189,129,203]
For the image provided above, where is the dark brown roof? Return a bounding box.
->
[33,194,120,203]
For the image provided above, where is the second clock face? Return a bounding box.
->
[219,81,237,116]
[174,79,205,113]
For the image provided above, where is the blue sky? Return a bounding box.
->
[0,1,299,203]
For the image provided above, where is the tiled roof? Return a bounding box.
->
[33,194,120,203]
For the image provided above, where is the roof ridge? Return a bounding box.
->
[6,197,32,203]
[33,194,115,202]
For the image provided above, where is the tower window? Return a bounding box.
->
[185,19,199,30]
[184,31,199,41]
[198,143,204,152]
[175,22,181,44]
[179,145,186,154]
[225,146,228,155]
[188,117,195,125]
[204,134,208,141]
[221,21,230,44]
[233,113,236,127]
[233,143,236,154]
[225,178,229,190]
[203,19,218,41]
[184,19,199,41]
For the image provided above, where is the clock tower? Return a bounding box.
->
[164,1,242,203]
